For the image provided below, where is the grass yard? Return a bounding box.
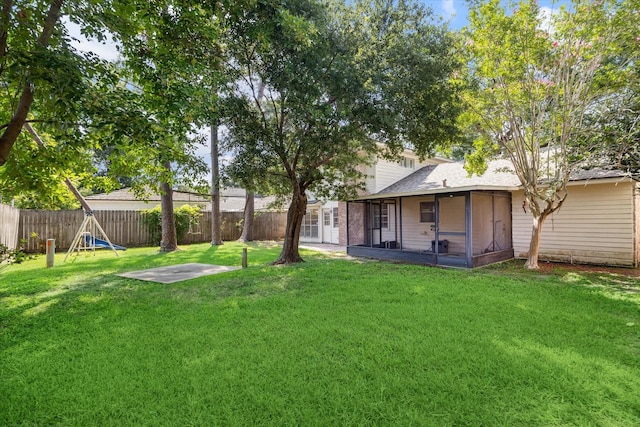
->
[1,242,639,426]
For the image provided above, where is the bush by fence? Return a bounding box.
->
[18,210,287,252]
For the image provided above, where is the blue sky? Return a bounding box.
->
[429,0,565,30]
[428,0,469,29]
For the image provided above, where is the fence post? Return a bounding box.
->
[242,247,248,268]
[46,239,55,268]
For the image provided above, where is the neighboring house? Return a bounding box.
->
[84,187,276,212]
[346,160,640,268]
[85,188,210,211]
[300,149,450,245]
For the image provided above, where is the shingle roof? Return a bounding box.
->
[568,168,629,181]
[85,188,208,202]
[372,159,520,198]
[364,160,631,199]
[85,187,279,211]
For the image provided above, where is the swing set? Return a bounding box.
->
[24,123,126,262]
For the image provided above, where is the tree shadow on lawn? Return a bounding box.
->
[0,242,320,323]
[2,253,640,425]
[483,260,640,306]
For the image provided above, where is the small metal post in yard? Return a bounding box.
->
[242,247,248,268]
[46,239,55,268]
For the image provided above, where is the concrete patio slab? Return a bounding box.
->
[117,263,241,284]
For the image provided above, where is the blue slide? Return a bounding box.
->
[84,234,127,251]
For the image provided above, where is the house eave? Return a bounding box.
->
[352,185,521,201]
[567,176,634,187]
[352,176,634,202]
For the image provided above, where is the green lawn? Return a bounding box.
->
[1,242,639,426]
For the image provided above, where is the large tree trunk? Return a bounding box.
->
[210,124,223,245]
[274,190,307,264]
[238,190,255,242]
[159,161,178,252]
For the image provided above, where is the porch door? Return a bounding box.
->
[322,209,332,243]
[435,193,469,267]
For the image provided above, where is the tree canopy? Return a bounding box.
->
[0,1,227,206]
[460,0,636,269]
[222,0,461,263]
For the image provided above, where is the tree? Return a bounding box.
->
[95,1,222,251]
[0,0,128,208]
[579,0,640,178]
[0,1,209,216]
[0,0,64,166]
[461,0,623,269]
[237,190,255,242]
[223,0,460,264]
[210,124,223,246]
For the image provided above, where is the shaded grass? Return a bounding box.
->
[1,243,639,425]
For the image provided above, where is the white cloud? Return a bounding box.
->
[538,6,560,35]
[63,17,121,62]
[442,0,456,19]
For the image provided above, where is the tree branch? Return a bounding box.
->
[0,0,64,166]
[0,0,12,63]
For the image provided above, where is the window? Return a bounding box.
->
[381,203,389,229]
[399,156,415,169]
[333,207,339,228]
[373,203,389,229]
[420,201,435,222]
[301,209,319,238]
[323,210,331,226]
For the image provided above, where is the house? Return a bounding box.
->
[84,188,210,211]
[300,149,450,245]
[346,160,640,268]
[84,187,276,212]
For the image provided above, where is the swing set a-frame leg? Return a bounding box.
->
[64,214,120,262]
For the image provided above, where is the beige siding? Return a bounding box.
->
[400,196,436,251]
[372,159,418,193]
[512,182,636,266]
[363,154,440,194]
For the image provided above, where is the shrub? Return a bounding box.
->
[141,205,203,245]
[0,239,30,270]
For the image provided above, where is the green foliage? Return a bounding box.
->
[578,0,640,177]
[460,0,634,267]
[0,1,215,209]
[141,204,202,245]
[461,0,634,178]
[223,0,460,200]
[0,239,30,270]
[222,0,461,262]
[1,243,639,425]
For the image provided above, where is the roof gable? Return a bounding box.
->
[367,160,632,199]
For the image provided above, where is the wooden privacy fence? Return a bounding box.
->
[18,210,287,252]
[0,203,20,249]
